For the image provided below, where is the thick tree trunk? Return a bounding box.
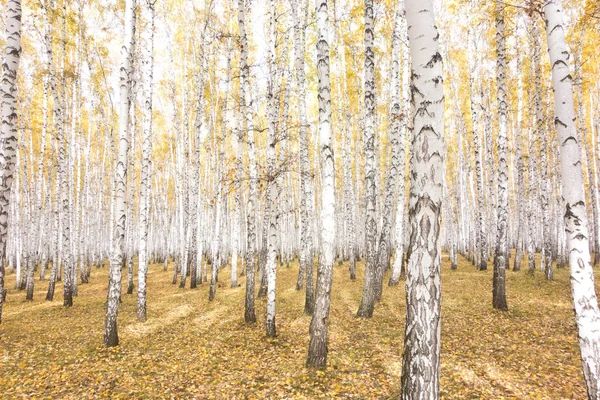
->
[400,0,444,397]
[0,0,22,322]
[543,2,600,397]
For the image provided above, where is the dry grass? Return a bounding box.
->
[0,254,591,399]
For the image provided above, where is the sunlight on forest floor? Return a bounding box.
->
[0,255,591,399]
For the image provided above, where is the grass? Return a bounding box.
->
[0,254,592,399]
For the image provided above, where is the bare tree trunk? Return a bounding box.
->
[263,0,280,337]
[389,3,409,286]
[543,2,600,397]
[492,0,508,311]
[374,2,403,298]
[468,15,487,271]
[356,0,377,319]
[238,0,257,324]
[307,0,334,368]
[513,14,525,272]
[126,99,136,295]
[105,0,136,347]
[533,19,552,281]
[400,0,444,396]
[137,0,154,323]
[231,103,242,288]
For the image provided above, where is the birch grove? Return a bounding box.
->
[2,0,600,398]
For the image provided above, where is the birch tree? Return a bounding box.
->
[543,1,600,397]
[356,0,377,319]
[238,0,257,324]
[389,2,409,286]
[492,0,508,311]
[374,1,403,299]
[264,0,279,337]
[306,0,334,368]
[105,0,136,347]
[0,0,22,322]
[400,0,444,396]
[468,18,487,271]
[137,0,155,323]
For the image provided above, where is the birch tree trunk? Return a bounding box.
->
[513,14,525,272]
[527,122,537,275]
[400,0,444,396]
[137,0,155,323]
[468,20,487,271]
[389,3,409,286]
[238,0,257,324]
[231,102,242,288]
[291,0,311,293]
[126,101,136,295]
[492,0,508,311]
[105,0,136,347]
[374,2,403,298]
[306,0,334,368]
[543,1,600,397]
[533,18,552,281]
[264,0,279,337]
[356,0,378,319]
[0,0,22,322]
[193,32,207,288]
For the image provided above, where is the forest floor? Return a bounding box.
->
[0,254,591,399]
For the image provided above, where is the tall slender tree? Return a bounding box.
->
[356,0,377,319]
[389,1,409,286]
[137,0,155,323]
[374,1,403,299]
[264,0,280,338]
[238,0,257,324]
[307,0,334,369]
[468,19,487,271]
[105,0,136,347]
[492,0,508,311]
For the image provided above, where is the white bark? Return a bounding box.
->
[375,2,403,296]
[0,0,22,321]
[137,0,155,323]
[238,0,257,324]
[492,0,508,310]
[357,0,377,319]
[543,2,600,397]
[264,0,279,337]
[400,0,444,397]
[389,1,409,286]
[105,0,136,347]
[306,0,334,369]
